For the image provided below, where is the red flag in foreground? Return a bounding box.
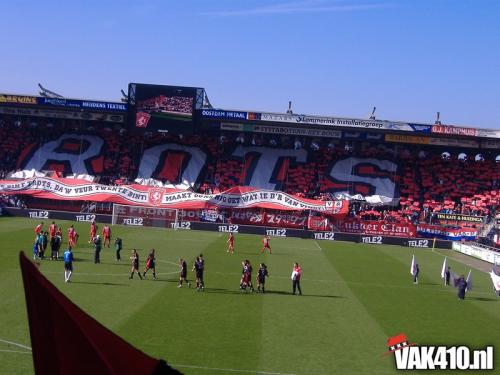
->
[19,252,181,375]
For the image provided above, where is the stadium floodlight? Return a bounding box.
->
[120,89,128,103]
[435,111,442,125]
[202,91,213,109]
[286,101,293,114]
[369,107,376,119]
[38,83,64,99]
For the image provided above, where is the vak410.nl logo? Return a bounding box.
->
[385,333,493,370]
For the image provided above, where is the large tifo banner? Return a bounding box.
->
[0,177,348,213]
[17,134,402,197]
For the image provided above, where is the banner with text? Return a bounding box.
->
[0,177,348,213]
[0,94,37,105]
[436,213,485,224]
[221,122,342,138]
[331,219,416,237]
[258,112,416,131]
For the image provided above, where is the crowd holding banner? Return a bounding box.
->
[0,176,481,240]
[0,177,348,214]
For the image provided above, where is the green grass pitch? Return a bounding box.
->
[0,217,499,374]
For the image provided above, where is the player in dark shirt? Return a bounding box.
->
[239,260,254,292]
[240,260,250,290]
[50,234,62,260]
[246,260,254,292]
[143,249,157,280]
[257,263,269,293]
[129,249,143,280]
[178,258,190,288]
[114,237,122,261]
[192,255,205,291]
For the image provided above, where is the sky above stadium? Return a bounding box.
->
[2,0,499,128]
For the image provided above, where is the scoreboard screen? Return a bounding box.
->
[128,83,199,132]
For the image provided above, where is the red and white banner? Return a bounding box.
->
[0,177,348,213]
[307,215,331,231]
[229,210,308,228]
[308,217,416,236]
[322,218,416,237]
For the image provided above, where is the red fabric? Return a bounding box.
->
[16,142,37,170]
[90,156,105,174]
[19,252,178,375]
[157,152,186,182]
[240,154,256,185]
[275,158,289,182]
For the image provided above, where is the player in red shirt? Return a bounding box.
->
[49,221,57,239]
[261,235,272,254]
[102,224,112,248]
[89,221,97,243]
[68,225,76,247]
[35,222,44,235]
[227,232,235,254]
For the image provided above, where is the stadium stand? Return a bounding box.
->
[0,113,498,244]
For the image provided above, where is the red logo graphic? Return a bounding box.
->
[136,112,151,128]
[147,187,164,206]
[384,333,416,355]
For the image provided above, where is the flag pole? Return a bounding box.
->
[432,237,436,252]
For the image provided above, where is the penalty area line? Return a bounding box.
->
[172,363,298,375]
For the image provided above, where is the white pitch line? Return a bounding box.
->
[172,364,298,375]
[0,339,31,351]
[0,349,32,355]
[314,241,322,251]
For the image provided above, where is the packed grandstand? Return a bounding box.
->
[0,86,499,248]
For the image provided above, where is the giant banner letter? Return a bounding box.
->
[324,157,398,198]
[232,146,307,190]
[23,134,104,175]
[137,144,207,188]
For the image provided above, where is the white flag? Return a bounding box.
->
[410,254,417,276]
[490,270,500,292]
[440,257,448,280]
[466,269,472,292]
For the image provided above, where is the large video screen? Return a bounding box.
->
[128,83,197,131]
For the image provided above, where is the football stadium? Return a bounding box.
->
[1,82,500,374]
[2,2,500,375]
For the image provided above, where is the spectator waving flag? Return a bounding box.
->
[410,254,417,276]
[489,269,500,293]
[466,269,472,292]
[440,257,448,283]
